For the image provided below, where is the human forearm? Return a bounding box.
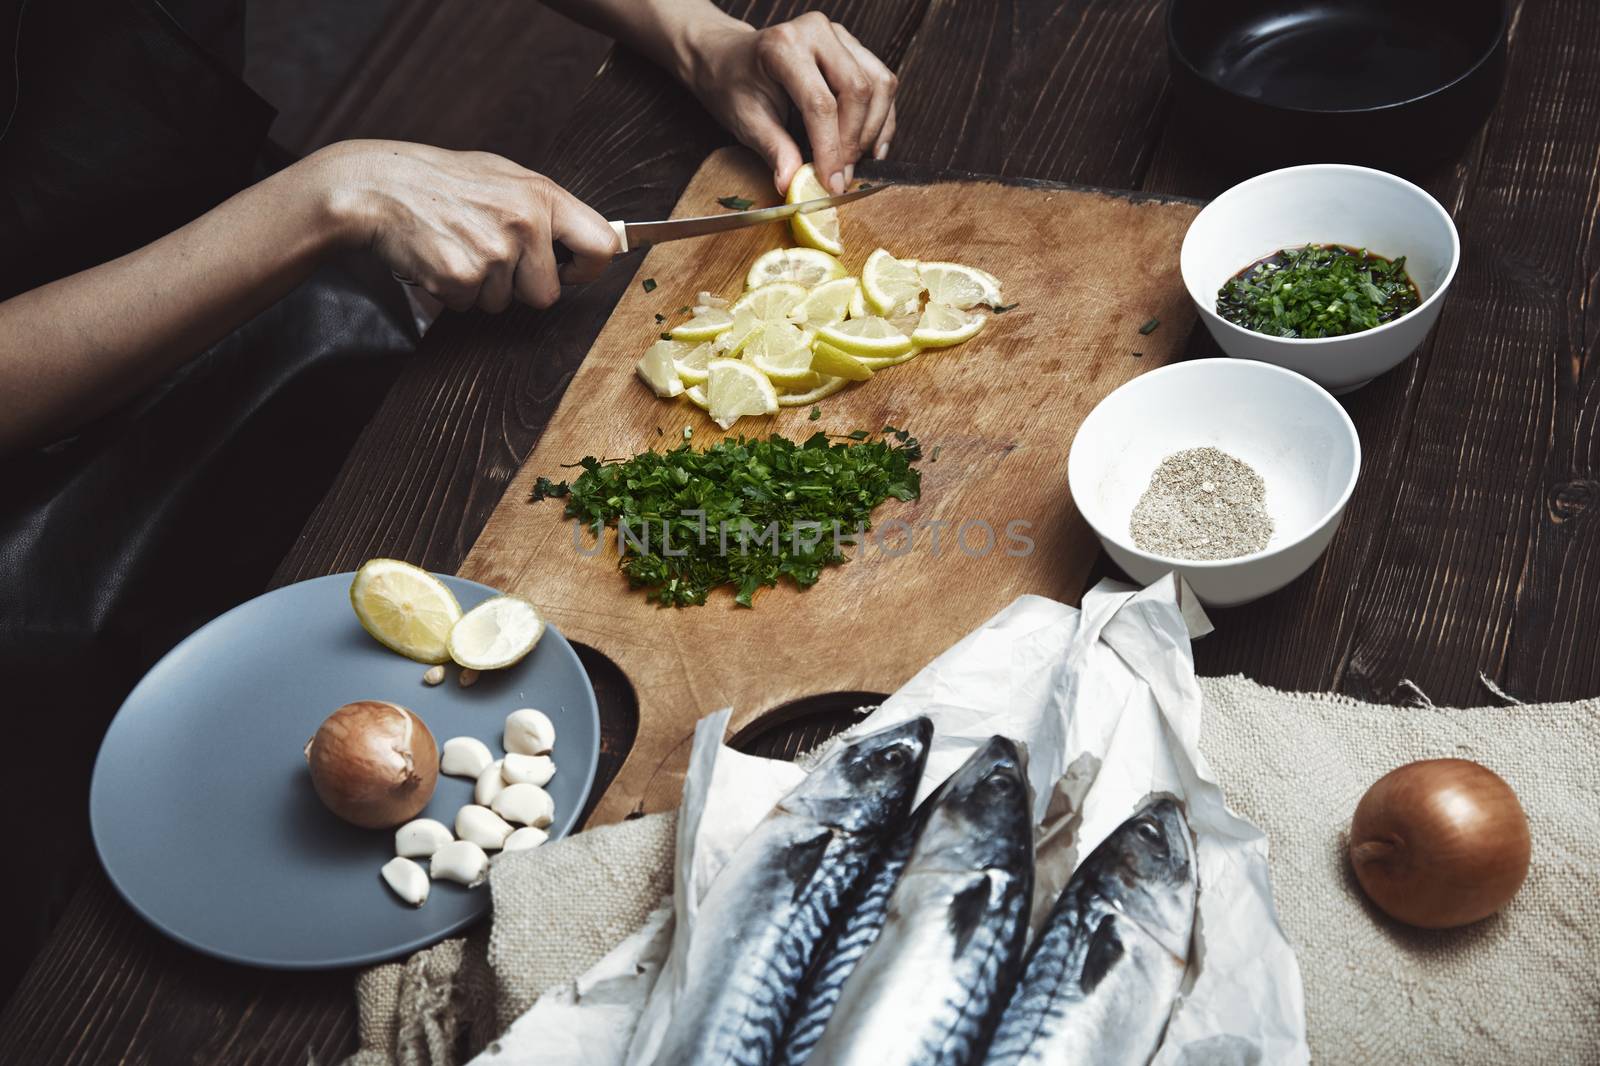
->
[538,0,745,83]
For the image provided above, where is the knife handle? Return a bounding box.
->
[552,221,630,269]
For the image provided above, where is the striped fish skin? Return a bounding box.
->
[982,798,1198,1066]
[651,717,933,1066]
[797,736,1036,1066]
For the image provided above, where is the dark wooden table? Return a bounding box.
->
[3,0,1596,1061]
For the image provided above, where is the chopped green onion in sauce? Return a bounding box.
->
[1217,245,1420,339]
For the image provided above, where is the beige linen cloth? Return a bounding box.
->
[343,677,1600,1066]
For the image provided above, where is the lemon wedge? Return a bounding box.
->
[706,358,779,429]
[816,315,916,358]
[637,339,687,397]
[854,348,923,370]
[673,340,715,385]
[350,559,463,664]
[730,281,809,321]
[747,247,847,290]
[789,276,858,327]
[786,163,843,256]
[669,306,734,342]
[684,383,709,410]
[777,375,850,406]
[743,321,816,385]
[447,594,545,671]
[861,248,924,315]
[917,262,1004,310]
[912,302,986,347]
[809,341,874,381]
[847,279,868,319]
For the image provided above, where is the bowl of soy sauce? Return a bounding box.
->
[1167,0,1508,175]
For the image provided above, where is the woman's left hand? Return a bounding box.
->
[685,12,898,197]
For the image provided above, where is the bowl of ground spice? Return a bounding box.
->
[1068,358,1359,606]
[1180,164,1460,394]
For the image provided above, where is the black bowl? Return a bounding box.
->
[1168,0,1508,176]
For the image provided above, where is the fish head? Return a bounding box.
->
[787,716,933,833]
[914,736,1035,876]
[1080,797,1199,962]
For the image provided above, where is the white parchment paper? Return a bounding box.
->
[475,576,1309,1065]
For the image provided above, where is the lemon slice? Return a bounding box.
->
[787,163,843,256]
[673,341,715,385]
[637,339,687,397]
[350,559,463,664]
[912,302,986,347]
[816,316,916,358]
[918,262,1004,310]
[730,281,809,321]
[669,306,734,342]
[747,247,847,290]
[712,309,764,356]
[684,383,709,410]
[743,321,816,385]
[789,276,858,327]
[447,594,545,671]
[706,358,779,429]
[855,348,923,370]
[847,280,868,319]
[862,248,924,315]
[809,341,874,381]
[777,375,850,406]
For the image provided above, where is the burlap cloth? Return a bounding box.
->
[343,677,1600,1065]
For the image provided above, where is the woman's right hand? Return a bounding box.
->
[311,140,620,313]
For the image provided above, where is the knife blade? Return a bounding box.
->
[607,183,890,253]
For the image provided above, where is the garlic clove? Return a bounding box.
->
[501,826,549,853]
[422,664,446,686]
[440,736,495,778]
[504,709,556,756]
[501,752,556,787]
[381,856,430,906]
[455,803,514,849]
[430,840,489,886]
[490,783,555,828]
[475,760,507,806]
[395,817,454,859]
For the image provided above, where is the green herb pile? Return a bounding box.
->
[530,429,922,607]
[1216,245,1420,339]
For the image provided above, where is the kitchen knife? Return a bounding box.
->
[603,183,890,253]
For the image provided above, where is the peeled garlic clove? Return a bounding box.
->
[395,817,454,859]
[504,709,556,756]
[491,782,555,828]
[502,826,549,853]
[440,736,494,778]
[501,752,555,787]
[475,760,507,806]
[381,856,429,907]
[430,839,489,886]
[455,803,514,849]
[422,664,446,686]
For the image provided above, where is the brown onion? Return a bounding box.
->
[304,701,439,828]
[1349,758,1530,928]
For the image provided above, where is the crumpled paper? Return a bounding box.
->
[472,577,1310,1065]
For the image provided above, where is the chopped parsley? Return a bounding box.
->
[991,302,1019,314]
[530,430,922,607]
[717,196,755,211]
[809,405,822,421]
[642,277,657,293]
[654,312,666,323]
[1138,317,1160,335]
[1217,245,1420,338]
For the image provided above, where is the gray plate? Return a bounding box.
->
[90,572,600,970]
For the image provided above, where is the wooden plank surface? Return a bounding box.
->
[6,0,1600,1063]
[460,146,1198,822]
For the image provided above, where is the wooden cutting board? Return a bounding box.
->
[460,148,1199,825]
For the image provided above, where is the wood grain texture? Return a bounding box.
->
[459,146,1198,822]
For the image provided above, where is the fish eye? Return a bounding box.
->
[1135,818,1162,843]
[982,774,1016,796]
[875,746,909,769]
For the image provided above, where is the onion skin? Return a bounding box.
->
[304,701,439,829]
[1349,758,1530,929]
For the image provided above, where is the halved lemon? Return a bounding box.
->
[730,281,809,321]
[673,341,715,385]
[746,247,847,290]
[706,358,779,429]
[789,276,857,327]
[787,163,843,256]
[918,262,1004,310]
[912,302,986,347]
[809,341,874,381]
[861,248,924,315]
[350,559,463,664]
[637,339,687,397]
[669,306,734,342]
[816,316,916,358]
[777,375,850,406]
[743,321,816,385]
[447,594,545,671]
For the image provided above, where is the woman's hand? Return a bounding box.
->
[684,12,898,196]
[315,140,620,313]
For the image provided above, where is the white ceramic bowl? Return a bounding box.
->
[1180,164,1460,393]
[1068,359,1360,607]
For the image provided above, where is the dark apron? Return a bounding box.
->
[0,0,419,982]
